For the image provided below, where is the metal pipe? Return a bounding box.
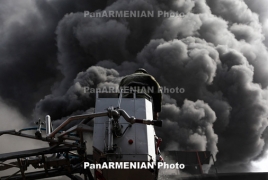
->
[48,108,161,139]
[110,110,120,119]
[48,112,108,138]
[45,115,51,136]
[117,109,135,123]
[117,109,162,127]
[107,118,112,151]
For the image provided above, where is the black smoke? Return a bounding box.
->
[1,0,268,173]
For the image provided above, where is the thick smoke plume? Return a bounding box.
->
[1,0,268,173]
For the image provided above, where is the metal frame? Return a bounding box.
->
[0,106,162,180]
[0,125,94,180]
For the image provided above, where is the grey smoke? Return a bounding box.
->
[0,0,268,174]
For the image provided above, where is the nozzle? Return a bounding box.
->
[151,120,162,127]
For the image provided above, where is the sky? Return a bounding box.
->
[1,0,268,176]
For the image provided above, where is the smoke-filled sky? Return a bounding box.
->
[1,0,268,174]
